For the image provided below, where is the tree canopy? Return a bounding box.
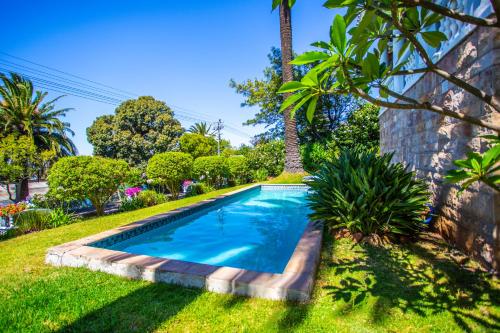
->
[87,96,183,167]
[179,133,217,159]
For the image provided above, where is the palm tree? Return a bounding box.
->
[188,121,215,137]
[272,0,303,173]
[0,72,76,199]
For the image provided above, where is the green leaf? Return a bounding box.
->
[470,158,481,173]
[291,51,330,65]
[272,0,281,10]
[323,0,356,8]
[421,31,448,48]
[290,94,313,119]
[279,90,309,112]
[306,96,319,123]
[288,0,296,8]
[361,53,379,78]
[301,70,319,86]
[277,81,306,93]
[331,15,347,54]
[351,10,375,44]
[379,87,388,99]
[311,41,332,51]
[482,144,500,168]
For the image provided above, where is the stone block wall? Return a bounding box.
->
[379,25,500,269]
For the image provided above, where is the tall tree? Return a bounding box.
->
[230,47,358,143]
[188,122,215,137]
[272,0,303,173]
[87,96,183,167]
[0,72,76,200]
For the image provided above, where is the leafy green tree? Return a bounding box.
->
[272,0,303,173]
[333,104,380,151]
[0,72,76,199]
[277,3,499,132]
[179,133,217,159]
[230,48,358,144]
[188,122,215,137]
[146,152,193,199]
[87,96,184,167]
[246,140,285,177]
[0,73,76,156]
[193,156,229,188]
[47,156,129,216]
[0,135,39,201]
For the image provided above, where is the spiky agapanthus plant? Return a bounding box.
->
[307,148,429,238]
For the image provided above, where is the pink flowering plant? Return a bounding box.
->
[124,187,142,198]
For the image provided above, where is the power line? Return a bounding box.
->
[0,52,253,138]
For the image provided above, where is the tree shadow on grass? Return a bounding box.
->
[57,283,202,333]
[324,239,500,332]
[276,301,311,332]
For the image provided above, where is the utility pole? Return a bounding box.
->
[214,119,224,156]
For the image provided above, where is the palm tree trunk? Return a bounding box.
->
[279,2,304,173]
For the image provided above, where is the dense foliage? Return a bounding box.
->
[230,48,358,143]
[47,156,130,216]
[227,155,250,185]
[246,140,285,177]
[179,133,217,159]
[146,152,193,199]
[193,156,229,188]
[301,103,380,171]
[0,135,39,201]
[87,96,183,167]
[0,72,76,157]
[308,149,429,238]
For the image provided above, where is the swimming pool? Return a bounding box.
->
[104,186,310,273]
[46,185,323,301]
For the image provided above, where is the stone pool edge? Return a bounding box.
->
[45,184,323,301]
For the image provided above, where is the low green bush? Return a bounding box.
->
[119,196,145,212]
[146,152,193,199]
[185,182,214,197]
[138,189,167,206]
[252,168,268,182]
[308,148,429,238]
[14,208,78,234]
[193,156,229,188]
[227,155,250,185]
[246,140,285,177]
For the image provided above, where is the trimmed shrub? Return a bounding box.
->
[308,148,429,238]
[227,155,250,185]
[146,152,193,199]
[48,156,129,216]
[138,189,167,206]
[193,156,229,188]
[14,208,77,233]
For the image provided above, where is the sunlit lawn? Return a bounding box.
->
[0,182,499,332]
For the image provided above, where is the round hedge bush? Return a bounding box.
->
[48,156,130,216]
[146,152,193,199]
[227,155,250,185]
[308,148,429,239]
[193,156,228,188]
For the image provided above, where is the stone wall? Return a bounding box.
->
[379,25,500,269]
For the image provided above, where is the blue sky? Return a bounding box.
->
[3,0,336,155]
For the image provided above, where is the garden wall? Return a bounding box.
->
[379,25,500,270]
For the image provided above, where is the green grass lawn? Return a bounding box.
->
[0,184,499,332]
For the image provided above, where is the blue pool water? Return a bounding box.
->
[107,187,310,273]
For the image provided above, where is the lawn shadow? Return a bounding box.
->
[276,301,311,332]
[57,282,202,333]
[324,238,500,332]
